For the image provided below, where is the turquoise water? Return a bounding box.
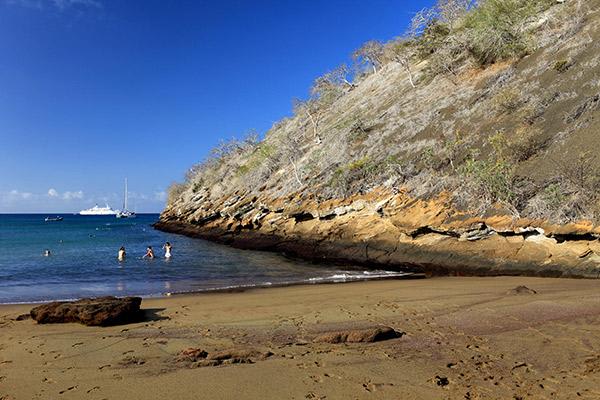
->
[0,214,408,303]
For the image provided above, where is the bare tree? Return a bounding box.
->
[352,40,384,74]
[437,0,473,30]
[278,130,304,186]
[293,98,323,145]
[384,39,417,87]
[317,64,355,91]
[408,7,436,39]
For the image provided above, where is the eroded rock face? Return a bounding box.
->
[313,326,403,344]
[30,296,142,326]
[155,189,600,279]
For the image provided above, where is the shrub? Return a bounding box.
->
[506,127,547,162]
[542,183,566,210]
[238,144,276,176]
[557,151,600,193]
[166,182,188,206]
[327,157,385,196]
[552,59,570,73]
[461,157,516,203]
[494,88,523,113]
[464,0,553,66]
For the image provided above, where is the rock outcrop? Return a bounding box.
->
[313,326,403,344]
[30,296,142,326]
[155,188,600,278]
[176,347,273,367]
[157,1,600,279]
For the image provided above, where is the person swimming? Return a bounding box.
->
[43,249,51,257]
[118,246,126,261]
[143,246,155,259]
[162,242,172,258]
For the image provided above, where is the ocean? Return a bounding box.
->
[0,214,409,303]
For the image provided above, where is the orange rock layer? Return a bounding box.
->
[156,188,600,278]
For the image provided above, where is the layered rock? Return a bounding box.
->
[155,188,600,278]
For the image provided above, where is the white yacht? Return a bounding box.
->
[79,204,118,216]
[116,178,136,219]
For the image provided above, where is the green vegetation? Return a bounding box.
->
[237,144,276,177]
[553,59,570,73]
[463,0,553,66]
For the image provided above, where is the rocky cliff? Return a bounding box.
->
[157,0,600,278]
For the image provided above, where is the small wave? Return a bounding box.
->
[307,271,410,282]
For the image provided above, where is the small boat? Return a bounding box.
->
[45,216,63,222]
[116,178,136,219]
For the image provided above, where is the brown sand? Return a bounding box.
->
[1,277,600,399]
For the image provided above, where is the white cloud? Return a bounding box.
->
[8,189,33,199]
[62,190,84,200]
[45,188,84,200]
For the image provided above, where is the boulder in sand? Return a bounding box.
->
[179,348,274,367]
[30,296,142,326]
[507,286,537,295]
[177,348,209,362]
[313,326,403,344]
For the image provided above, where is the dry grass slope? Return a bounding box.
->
[169,0,600,225]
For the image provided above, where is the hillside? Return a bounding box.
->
[156,0,600,277]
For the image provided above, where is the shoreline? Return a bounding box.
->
[0,272,426,306]
[2,276,600,399]
[154,218,600,279]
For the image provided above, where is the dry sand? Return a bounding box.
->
[1,276,600,399]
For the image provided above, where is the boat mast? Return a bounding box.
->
[124,178,128,211]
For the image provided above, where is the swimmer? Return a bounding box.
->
[118,246,126,261]
[143,246,155,259]
[43,249,51,257]
[162,242,172,259]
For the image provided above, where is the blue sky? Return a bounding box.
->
[0,0,432,213]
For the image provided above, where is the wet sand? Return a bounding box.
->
[1,276,600,399]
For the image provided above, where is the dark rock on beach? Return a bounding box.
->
[177,347,274,367]
[30,296,142,326]
[313,326,403,344]
[507,286,537,295]
[177,348,209,362]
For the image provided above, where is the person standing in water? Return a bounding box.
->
[143,246,155,259]
[162,242,172,259]
[118,246,126,261]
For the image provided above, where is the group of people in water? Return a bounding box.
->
[118,242,172,261]
[43,242,173,261]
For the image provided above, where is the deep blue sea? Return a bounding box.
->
[0,214,408,303]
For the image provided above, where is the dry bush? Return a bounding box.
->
[493,88,524,113]
[507,127,548,162]
[166,182,188,206]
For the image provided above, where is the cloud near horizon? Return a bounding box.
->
[0,188,166,213]
[47,188,84,200]
[8,189,33,200]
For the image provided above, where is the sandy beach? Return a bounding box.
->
[2,276,600,399]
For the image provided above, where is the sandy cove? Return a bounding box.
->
[1,277,600,400]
